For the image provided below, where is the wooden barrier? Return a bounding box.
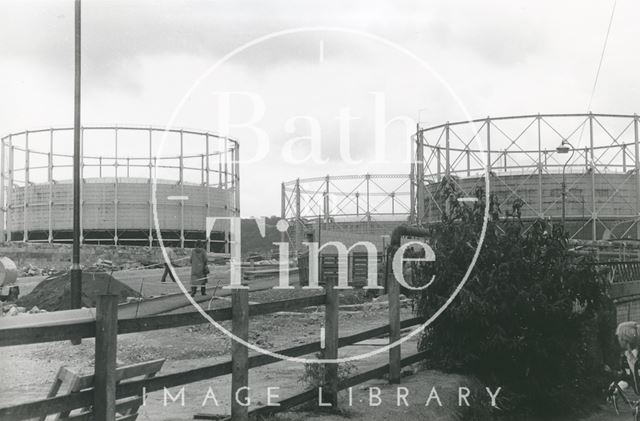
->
[322,276,339,407]
[95,294,119,421]
[387,255,401,384]
[0,294,326,348]
[242,351,429,420]
[231,289,249,421]
[0,280,420,420]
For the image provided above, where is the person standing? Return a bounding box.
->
[190,240,209,296]
[160,246,178,283]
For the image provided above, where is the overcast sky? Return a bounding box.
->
[1,0,637,217]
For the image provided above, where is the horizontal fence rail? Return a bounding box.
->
[0,303,423,421]
[0,294,327,348]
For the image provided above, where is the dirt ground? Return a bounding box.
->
[0,282,419,421]
[2,271,626,421]
[17,264,230,300]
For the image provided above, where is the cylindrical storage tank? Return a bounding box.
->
[0,126,239,250]
[281,174,412,252]
[415,113,640,241]
[0,257,18,288]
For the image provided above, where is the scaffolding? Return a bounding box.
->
[413,113,640,241]
[281,173,412,251]
[0,126,240,248]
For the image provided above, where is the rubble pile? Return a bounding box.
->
[0,303,48,317]
[92,258,114,271]
[19,263,57,277]
[16,270,141,312]
[0,243,192,274]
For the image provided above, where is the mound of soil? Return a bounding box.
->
[17,270,141,311]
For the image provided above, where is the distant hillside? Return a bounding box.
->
[241,216,281,258]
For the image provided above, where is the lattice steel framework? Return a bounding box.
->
[281,174,413,250]
[0,126,240,248]
[414,113,640,241]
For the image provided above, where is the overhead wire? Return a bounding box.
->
[575,0,617,149]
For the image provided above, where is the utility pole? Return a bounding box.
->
[70,0,82,313]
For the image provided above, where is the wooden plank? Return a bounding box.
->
[322,276,339,407]
[5,362,219,421]
[0,308,95,329]
[1,318,426,421]
[339,351,428,390]
[231,289,249,421]
[0,321,95,347]
[218,351,430,420]
[76,359,165,390]
[118,307,232,335]
[238,388,318,419]
[55,368,84,420]
[614,294,640,305]
[141,317,425,393]
[610,281,640,300]
[248,294,325,317]
[246,317,425,370]
[65,397,142,421]
[115,361,233,397]
[95,294,119,421]
[0,391,94,421]
[38,367,66,421]
[114,396,143,417]
[243,267,299,281]
[115,414,139,421]
[388,261,401,384]
[0,307,233,348]
[248,341,320,369]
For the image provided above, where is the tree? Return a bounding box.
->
[416,180,612,417]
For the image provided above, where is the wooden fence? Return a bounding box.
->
[0,276,422,421]
[589,260,640,324]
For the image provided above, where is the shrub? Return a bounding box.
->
[416,180,613,418]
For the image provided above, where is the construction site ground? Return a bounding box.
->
[4,268,622,421]
[1,268,423,420]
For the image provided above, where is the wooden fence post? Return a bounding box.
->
[231,289,249,421]
[94,293,119,421]
[323,275,339,406]
[388,256,401,384]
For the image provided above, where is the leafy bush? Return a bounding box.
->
[416,179,614,418]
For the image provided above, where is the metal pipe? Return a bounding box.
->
[445,123,450,177]
[0,138,4,242]
[324,175,330,222]
[234,142,240,215]
[436,146,441,182]
[7,143,13,242]
[70,0,82,312]
[205,135,210,250]
[280,182,286,244]
[179,130,184,248]
[389,224,430,250]
[415,124,425,224]
[589,114,596,240]
[114,128,119,245]
[79,128,84,244]
[148,128,153,247]
[537,115,543,217]
[23,132,29,242]
[561,142,576,228]
[366,173,371,222]
[635,114,639,239]
[48,130,53,243]
[295,178,301,254]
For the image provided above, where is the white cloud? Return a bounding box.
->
[0,0,635,216]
